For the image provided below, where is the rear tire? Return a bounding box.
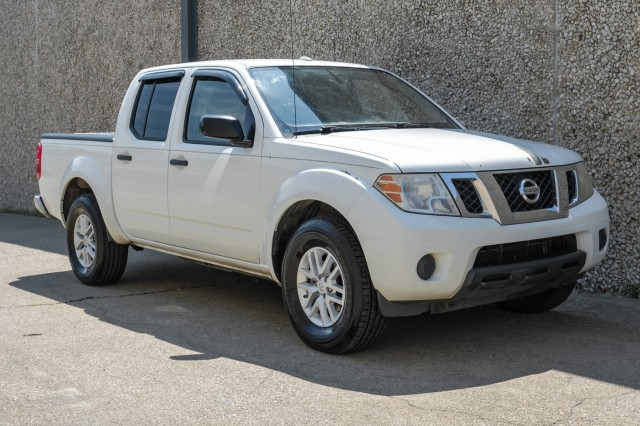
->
[281,217,386,354]
[495,282,576,313]
[66,194,128,286]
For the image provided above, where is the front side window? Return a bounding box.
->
[249,66,458,136]
[131,77,181,140]
[185,77,255,144]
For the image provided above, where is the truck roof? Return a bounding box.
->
[137,59,371,76]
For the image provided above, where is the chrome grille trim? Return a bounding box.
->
[441,165,578,225]
[566,169,579,206]
[441,173,494,218]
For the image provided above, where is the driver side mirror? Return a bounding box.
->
[200,115,251,147]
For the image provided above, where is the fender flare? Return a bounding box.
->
[262,168,369,280]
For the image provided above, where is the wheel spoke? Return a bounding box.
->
[80,216,88,234]
[309,297,321,319]
[327,263,340,281]
[298,267,317,282]
[326,299,340,322]
[85,244,96,262]
[85,236,96,250]
[325,292,344,307]
[75,237,85,251]
[318,251,333,277]
[316,296,330,326]
[297,282,318,310]
[310,249,323,276]
[324,280,344,295]
[85,224,94,240]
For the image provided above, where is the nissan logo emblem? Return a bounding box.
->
[519,179,541,204]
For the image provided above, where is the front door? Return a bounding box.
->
[168,69,262,262]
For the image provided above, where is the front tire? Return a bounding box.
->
[66,194,128,285]
[495,282,576,313]
[281,217,386,354]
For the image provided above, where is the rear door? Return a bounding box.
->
[167,68,262,262]
[112,70,184,243]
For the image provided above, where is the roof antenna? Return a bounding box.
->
[289,0,297,137]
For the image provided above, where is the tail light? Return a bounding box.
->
[36,142,42,181]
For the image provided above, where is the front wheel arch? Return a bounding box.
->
[272,200,356,283]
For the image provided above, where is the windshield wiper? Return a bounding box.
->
[293,125,364,135]
[396,122,456,129]
[292,122,455,135]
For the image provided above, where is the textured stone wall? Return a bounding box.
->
[557,1,640,295]
[0,0,180,211]
[1,1,637,295]
[200,0,554,142]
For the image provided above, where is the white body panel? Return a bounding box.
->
[297,128,582,172]
[36,59,610,304]
[167,144,262,262]
[111,141,171,243]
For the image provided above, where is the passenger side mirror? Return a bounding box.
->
[200,115,250,147]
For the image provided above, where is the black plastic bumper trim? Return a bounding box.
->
[377,250,586,318]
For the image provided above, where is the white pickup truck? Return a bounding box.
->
[35,59,610,353]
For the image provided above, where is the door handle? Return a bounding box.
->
[117,154,132,161]
[170,158,189,167]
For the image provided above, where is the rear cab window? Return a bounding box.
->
[130,70,185,141]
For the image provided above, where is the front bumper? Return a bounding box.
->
[347,188,610,304]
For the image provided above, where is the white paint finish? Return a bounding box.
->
[296,128,582,173]
[111,141,172,243]
[36,139,129,243]
[167,146,261,262]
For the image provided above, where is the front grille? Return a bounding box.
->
[473,234,577,268]
[494,171,556,212]
[452,179,483,214]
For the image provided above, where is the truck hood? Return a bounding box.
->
[298,128,582,172]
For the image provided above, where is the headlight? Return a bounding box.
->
[375,174,460,216]
[574,162,594,205]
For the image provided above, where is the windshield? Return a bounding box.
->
[249,66,458,136]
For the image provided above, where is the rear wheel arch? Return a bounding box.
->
[62,177,93,223]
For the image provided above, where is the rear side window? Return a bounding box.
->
[131,77,181,140]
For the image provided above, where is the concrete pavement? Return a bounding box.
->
[1,213,639,425]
